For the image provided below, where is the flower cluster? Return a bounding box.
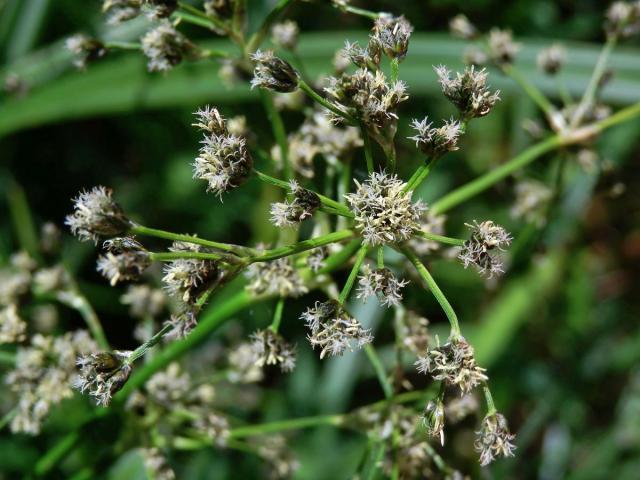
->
[306,247,327,272]
[408,212,447,255]
[301,300,372,358]
[537,44,566,75]
[511,179,552,226]
[141,20,192,72]
[356,265,409,307]
[270,180,321,227]
[6,331,97,433]
[422,399,446,446]
[345,172,425,245]
[271,20,299,50]
[449,14,477,40]
[474,412,517,466]
[249,329,297,373]
[192,106,253,198]
[458,220,512,277]
[415,335,488,395]
[250,50,300,92]
[162,241,219,303]
[65,186,131,243]
[605,1,640,38]
[434,65,501,119]
[97,237,151,286]
[369,14,414,62]
[0,304,26,344]
[396,310,430,355]
[65,34,107,69]
[74,350,133,406]
[121,284,167,319]
[324,69,407,127]
[487,28,520,66]
[245,256,308,298]
[409,117,462,158]
[102,0,177,24]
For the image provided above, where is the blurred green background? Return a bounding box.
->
[1,0,640,478]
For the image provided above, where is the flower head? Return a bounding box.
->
[250,50,300,92]
[409,117,463,158]
[193,107,253,198]
[270,180,321,227]
[434,65,501,119]
[249,329,297,373]
[0,304,27,344]
[193,413,231,447]
[97,238,151,286]
[605,2,640,39]
[449,14,477,39]
[301,300,373,358]
[306,247,327,272]
[458,220,512,277]
[162,242,219,303]
[511,180,552,226]
[141,448,176,480]
[356,265,409,307]
[324,69,407,127]
[537,44,566,75]
[272,20,299,50]
[369,14,413,62]
[408,212,447,255]
[141,20,192,72]
[245,256,308,298]
[345,172,425,246]
[65,186,131,243]
[474,412,516,466]
[422,399,446,446]
[74,350,133,406]
[66,34,107,69]
[102,0,141,24]
[415,335,488,395]
[397,310,430,355]
[487,28,520,66]
[121,284,166,319]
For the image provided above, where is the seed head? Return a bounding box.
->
[141,20,192,72]
[301,300,373,359]
[74,350,133,406]
[474,412,517,466]
[162,242,219,303]
[272,20,300,50]
[0,304,27,344]
[97,238,151,286]
[324,69,408,127]
[458,220,512,278]
[193,107,253,198]
[245,256,308,298]
[449,14,477,39]
[369,14,413,62]
[249,329,297,373]
[605,2,640,39]
[65,186,131,243]
[345,172,425,246]
[537,44,566,75]
[65,34,107,70]
[356,265,409,307]
[341,40,372,69]
[434,65,501,119]
[422,399,446,446]
[409,117,463,158]
[415,335,488,395]
[487,28,520,66]
[270,180,321,227]
[250,50,300,93]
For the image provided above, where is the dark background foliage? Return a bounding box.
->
[1,0,639,478]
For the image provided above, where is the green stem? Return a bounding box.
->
[127,323,173,364]
[339,4,379,20]
[361,122,374,173]
[254,170,354,218]
[173,10,223,31]
[593,100,640,132]
[364,344,393,399]
[130,224,246,255]
[260,90,291,181]
[377,247,384,268]
[400,246,461,337]
[431,135,564,214]
[57,289,109,350]
[252,229,355,262]
[0,408,16,430]
[34,431,81,476]
[230,413,346,438]
[269,298,285,333]
[245,0,295,53]
[503,64,556,118]
[317,239,361,275]
[149,251,225,262]
[0,350,16,367]
[298,78,357,125]
[104,41,140,50]
[338,244,368,304]
[571,35,617,128]
[482,383,497,416]
[415,231,465,247]
[403,158,435,193]
[6,181,41,263]
[390,58,399,83]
